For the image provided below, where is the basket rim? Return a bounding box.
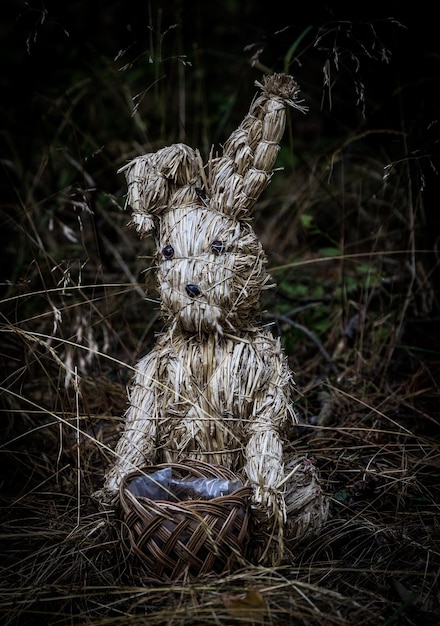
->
[119,460,251,506]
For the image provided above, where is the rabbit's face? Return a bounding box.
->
[155,206,270,335]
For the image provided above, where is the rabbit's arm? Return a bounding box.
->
[243,337,297,562]
[98,352,159,504]
[246,422,285,511]
[244,383,292,565]
[245,382,292,513]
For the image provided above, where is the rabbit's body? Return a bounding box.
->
[103,327,294,512]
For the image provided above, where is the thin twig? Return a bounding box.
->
[265,313,339,374]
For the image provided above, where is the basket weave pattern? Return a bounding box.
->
[119,461,252,581]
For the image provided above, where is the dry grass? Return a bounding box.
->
[1,8,440,625]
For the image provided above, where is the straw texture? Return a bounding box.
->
[102,331,294,502]
[117,73,308,235]
[157,206,272,334]
[99,74,328,568]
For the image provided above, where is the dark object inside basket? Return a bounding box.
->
[127,466,243,501]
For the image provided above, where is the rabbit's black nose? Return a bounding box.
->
[186,284,201,298]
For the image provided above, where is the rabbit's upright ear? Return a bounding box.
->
[209,74,307,220]
[118,144,202,238]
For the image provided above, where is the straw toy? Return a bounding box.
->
[96,74,328,573]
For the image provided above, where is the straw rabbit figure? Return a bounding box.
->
[98,74,328,565]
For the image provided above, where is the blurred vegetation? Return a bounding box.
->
[1,1,439,625]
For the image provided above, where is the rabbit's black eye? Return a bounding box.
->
[162,245,174,259]
[211,240,225,255]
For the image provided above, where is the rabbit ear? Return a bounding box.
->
[118,144,202,237]
[209,73,307,219]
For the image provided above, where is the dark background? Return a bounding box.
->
[1,2,439,177]
[1,0,439,291]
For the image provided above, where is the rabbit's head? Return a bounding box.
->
[119,75,307,336]
[155,203,271,335]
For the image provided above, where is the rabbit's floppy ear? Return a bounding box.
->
[209,73,307,220]
[118,143,202,238]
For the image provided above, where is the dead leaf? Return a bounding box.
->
[222,588,267,623]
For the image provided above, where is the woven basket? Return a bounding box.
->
[118,460,252,582]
